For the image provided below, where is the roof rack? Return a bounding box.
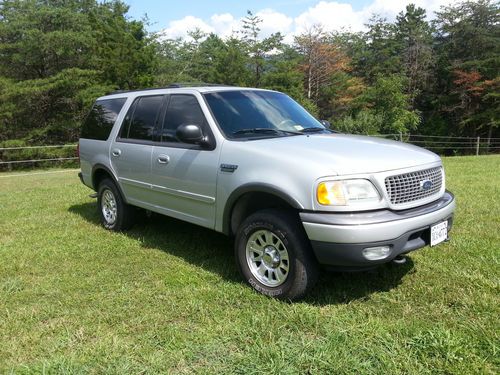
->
[166,82,233,88]
[105,87,164,95]
[106,83,233,95]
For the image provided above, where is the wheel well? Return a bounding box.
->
[92,168,113,191]
[229,192,298,236]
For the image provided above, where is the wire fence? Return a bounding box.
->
[0,143,78,171]
[0,134,499,171]
[372,133,500,155]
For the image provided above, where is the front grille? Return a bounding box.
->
[385,167,442,205]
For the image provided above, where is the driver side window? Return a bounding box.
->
[161,95,207,143]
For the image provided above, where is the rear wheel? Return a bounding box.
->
[97,178,135,231]
[235,209,318,300]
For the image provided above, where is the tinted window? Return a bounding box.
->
[81,98,126,140]
[204,91,323,138]
[121,95,164,141]
[161,95,207,143]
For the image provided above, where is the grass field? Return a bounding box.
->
[1,156,499,374]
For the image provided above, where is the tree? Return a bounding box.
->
[365,74,420,134]
[331,75,419,135]
[196,34,250,85]
[434,0,499,77]
[216,37,252,86]
[89,1,156,89]
[0,0,155,143]
[322,73,367,120]
[395,4,434,107]
[174,28,209,82]
[155,32,250,86]
[333,110,384,135]
[261,45,317,114]
[0,0,94,80]
[154,37,186,85]
[1,0,498,146]
[240,10,283,87]
[294,26,349,104]
[432,0,500,137]
[360,16,401,81]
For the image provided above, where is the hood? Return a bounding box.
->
[238,133,441,175]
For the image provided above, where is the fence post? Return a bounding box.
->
[476,136,480,156]
[399,132,403,142]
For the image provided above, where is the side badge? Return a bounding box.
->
[220,164,238,173]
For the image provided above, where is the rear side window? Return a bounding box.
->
[120,95,164,141]
[81,98,127,140]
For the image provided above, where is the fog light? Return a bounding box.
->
[362,246,391,260]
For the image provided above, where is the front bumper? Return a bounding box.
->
[300,191,456,268]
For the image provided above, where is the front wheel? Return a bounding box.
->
[235,209,318,300]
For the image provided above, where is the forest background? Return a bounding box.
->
[0,0,498,153]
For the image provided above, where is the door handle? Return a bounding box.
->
[111,149,121,157]
[157,155,170,164]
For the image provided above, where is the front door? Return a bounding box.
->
[150,94,220,229]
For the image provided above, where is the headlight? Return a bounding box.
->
[317,179,380,206]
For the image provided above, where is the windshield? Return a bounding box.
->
[203,90,326,139]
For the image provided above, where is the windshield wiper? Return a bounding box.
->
[232,128,302,136]
[300,127,330,133]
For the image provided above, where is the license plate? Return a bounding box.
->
[430,220,448,246]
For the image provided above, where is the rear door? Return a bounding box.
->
[149,94,220,229]
[110,95,166,206]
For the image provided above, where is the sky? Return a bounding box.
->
[125,0,459,42]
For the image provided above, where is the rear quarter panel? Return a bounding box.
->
[79,96,133,189]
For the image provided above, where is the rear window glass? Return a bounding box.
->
[81,98,127,140]
[119,95,164,141]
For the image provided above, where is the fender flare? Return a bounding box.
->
[222,183,304,235]
[91,164,128,204]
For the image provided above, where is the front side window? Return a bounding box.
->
[81,98,126,140]
[160,94,207,143]
[204,90,325,138]
[120,95,164,141]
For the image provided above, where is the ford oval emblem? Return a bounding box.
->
[421,179,433,191]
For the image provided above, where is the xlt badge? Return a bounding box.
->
[220,164,238,173]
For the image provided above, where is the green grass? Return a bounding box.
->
[1,156,499,374]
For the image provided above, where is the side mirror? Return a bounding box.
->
[176,124,205,144]
[320,120,331,129]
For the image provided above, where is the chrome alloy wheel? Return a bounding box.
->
[101,189,117,225]
[246,229,290,287]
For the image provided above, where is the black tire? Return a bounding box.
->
[235,209,319,300]
[97,178,135,231]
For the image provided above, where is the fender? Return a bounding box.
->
[222,183,304,235]
[91,163,129,204]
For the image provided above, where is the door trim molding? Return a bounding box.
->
[151,184,215,204]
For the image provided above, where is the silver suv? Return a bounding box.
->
[78,85,455,300]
